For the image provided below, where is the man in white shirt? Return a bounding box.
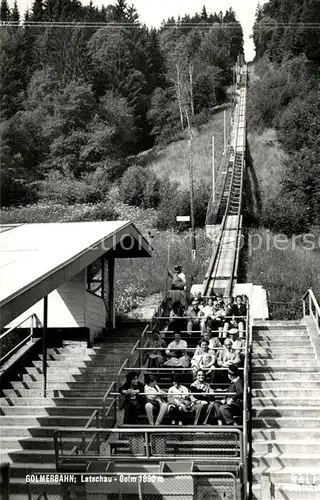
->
[166,332,188,357]
[168,375,192,424]
[168,265,186,290]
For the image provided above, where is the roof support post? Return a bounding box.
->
[108,257,115,331]
[42,295,48,398]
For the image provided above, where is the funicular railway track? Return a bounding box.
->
[203,65,247,299]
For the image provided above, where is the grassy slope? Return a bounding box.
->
[247,128,287,209]
[150,108,232,189]
[246,129,320,318]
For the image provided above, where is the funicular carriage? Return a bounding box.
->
[54,288,250,500]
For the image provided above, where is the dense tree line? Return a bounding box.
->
[0,1,243,207]
[249,0,320,234]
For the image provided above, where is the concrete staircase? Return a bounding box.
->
[0,320,146,499]
[251,321,320,500]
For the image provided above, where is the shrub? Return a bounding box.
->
[156,180,211,231]
[261,193,309,236]
[0,202,119,224]
[38,170,110,204]
[277,90,320,154]
[119,165,162,209]
[247,55,309,131]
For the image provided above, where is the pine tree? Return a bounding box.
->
[11,0,20,22]
[201,5,207,20]
[113,0,127,22]
[0,0,10,21]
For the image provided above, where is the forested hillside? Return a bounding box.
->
[0,0,243,208]
[248,0,320,234]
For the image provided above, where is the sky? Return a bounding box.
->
[13,0,259,61]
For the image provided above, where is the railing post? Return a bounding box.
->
[30,315,34,341]
[309,292,313,318]
[43,296,48,398]
[1,463,10,500]
[302,298,306,318]
[145,432,150,459]
[113,398,117,426]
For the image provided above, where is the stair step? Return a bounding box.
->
[252,466,320,484]
[252,428,320,441]
[21,373,117,383]
[252,352,314,359]
[252,381,320,388]
[252,365,318,372]
[1,396,105,406]
[253,452,320,468]
[254,331,308,337]
[2,448,55,463]
[252,439,320,454]
[33,358,125,367]
[5,477,61,495]
[0,436,76,450]
[11,381,111,390]
[253,417,320,428]
[3,389,108,398]
[0,415,90,426]
[1,426,57,438]
[253,406,320,418]
[252,482,320,500]
[252,397,320,407]
[8,461,57,478]
[0,405,100,416]
[252,372,320,380]
[253,341,311,348]
[252,389,320,398]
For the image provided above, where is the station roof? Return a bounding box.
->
[0,221,152,327]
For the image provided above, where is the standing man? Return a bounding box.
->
[167,265,187,309]
[168,265,186,291]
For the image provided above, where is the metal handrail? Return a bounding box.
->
[242,304,251,500]
[0,313,40,365]
[303,289,320,317]
[136,347,243,351]
[54,426,243,466]
[111,391,237,396]
[205,146,231,226]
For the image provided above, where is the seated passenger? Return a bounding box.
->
[186,299,202,335]
[229,330,246,365]
[166,301,185,336]
[168,375,192,424]
[144,332,166,368]
[119,371,145,425]
[189,369,215,425]
[195,292,205,306]
[211,299,226,336]
[223,296,247,337]
[144,375,168,426]
[164,333,190,367]
[213,365,243,426]
[200,298,215,332]
[191,340,216,382]
[202,325,222,354]
[217,339,241,368]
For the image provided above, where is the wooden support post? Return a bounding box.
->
[224,110,227,153]
[212,135,215,205]
[108,257,115,330]
[43,296,48,398]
